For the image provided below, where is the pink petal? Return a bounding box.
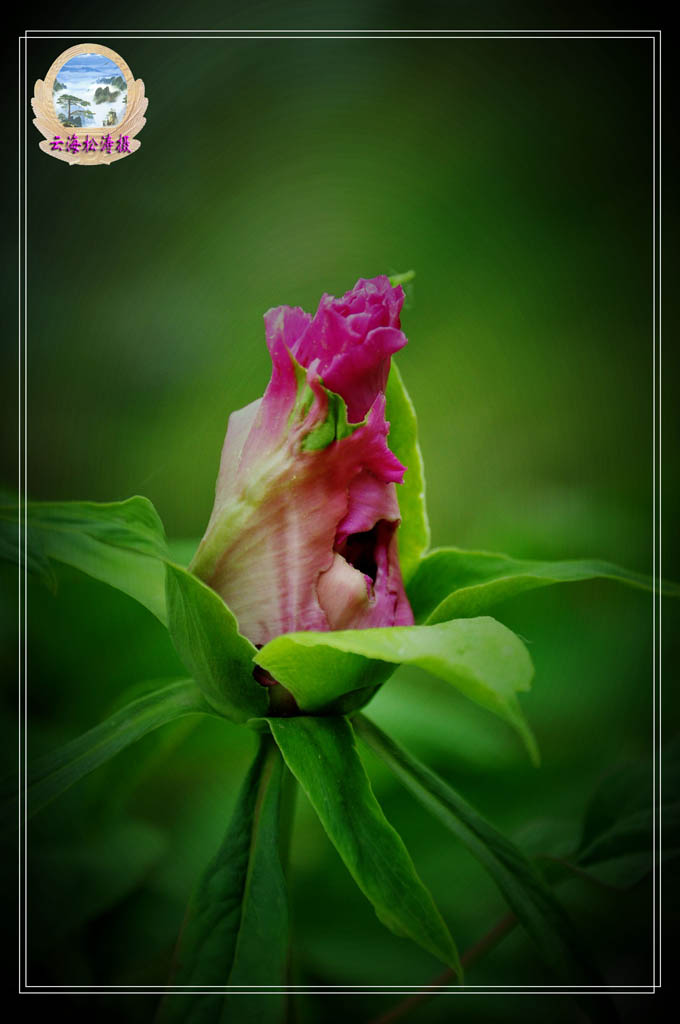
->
[207,399,261,528]
[316,553,373,631]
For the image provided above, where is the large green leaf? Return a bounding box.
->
[268,715,460,974]
[10,679,209,821]
[385,361,430,584]
[0,497,169,623]
[408,546,679,624]
[256,616,537,762]
[165,563,268,722]
[158,734,288,1023]
[354,714,599,984]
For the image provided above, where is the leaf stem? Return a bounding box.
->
[367,912,517,1024]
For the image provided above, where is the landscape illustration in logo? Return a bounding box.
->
[52,52,128,128]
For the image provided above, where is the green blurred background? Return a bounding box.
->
[2,9,678,1021]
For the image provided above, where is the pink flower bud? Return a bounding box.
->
[190,276,414,647]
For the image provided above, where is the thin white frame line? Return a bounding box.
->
[20,34,659,40]
[18,28,662,997]
[21,30,662,38]
[19,973,658,985]
[655,22,659,991]
[20,986,659,992]
[23,27,663,32]
[655,29,659,991]
[17,31,23,997]
[20,984,659,989]
[22,29,29,997]
[652,33,656,993]
[21,991,658,996]
[19,992,660,998]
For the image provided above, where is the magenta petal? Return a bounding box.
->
[321,326,407,422]
[351,394,406,484]
[373,522,415,627]
[277,277,408,421]
[261,279,408,420]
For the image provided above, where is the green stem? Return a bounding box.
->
[368,912,517,1024]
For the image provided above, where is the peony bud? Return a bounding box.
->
[190,276,414,647]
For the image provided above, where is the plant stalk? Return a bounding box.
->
[368,911,517,1024]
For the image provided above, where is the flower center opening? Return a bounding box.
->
[335,525,380,582]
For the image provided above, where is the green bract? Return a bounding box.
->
[254,616,538,762]
[2,348,672,1009]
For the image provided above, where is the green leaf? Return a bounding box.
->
[385,362,430,584]
[579,804,658,871]
[354,714,602,985]
[268,715,460,974]
[579,742,679,855]
[0,497,169,624]
[408,546,680,624]
[0,508,56,586]
[560,739,680,889]
[256,616,537,763]
[388,269,415,288]
[8,679,209,821]
[521,743,680,894]
[542,818,679,894]
[165,563,268,722]
[158,734,288,1023]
